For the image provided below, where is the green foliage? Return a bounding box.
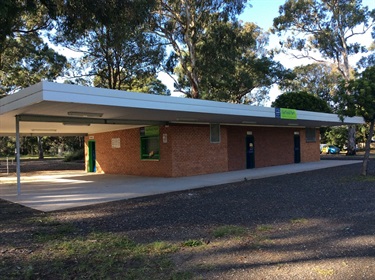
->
[0,1,67,97]
[279,63,342,103]
[55,0,164,90]
[339,66,375,122]
[337,65,375,175]
[273,0,374,82]
[64,149,84,162]
[152,0,248,99]
[196,21,288,104]
[271,91,332,113]
[323,126,348,149]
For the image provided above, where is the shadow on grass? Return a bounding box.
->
[1,162,374,278]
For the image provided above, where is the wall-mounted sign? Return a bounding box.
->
[111,138,120,148]
[275,108,297,120]
[163,133,168,143]
[89,136,94,140]
[140,126,160,137]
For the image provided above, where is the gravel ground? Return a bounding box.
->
[1,159,375,279]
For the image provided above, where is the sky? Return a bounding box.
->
[161,0,375,104]
[241,0,375,104]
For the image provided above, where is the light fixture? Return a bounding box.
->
[31,129,57,132]
[63,122,91,126]
[67,111,103,117]
[176,118,197,122]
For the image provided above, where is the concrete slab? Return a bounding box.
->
[0,160,362,212]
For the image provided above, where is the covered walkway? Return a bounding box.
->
[0,160,361,212]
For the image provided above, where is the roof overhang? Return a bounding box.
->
[0,81,364,136]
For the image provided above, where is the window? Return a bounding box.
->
[140,126,160,160]
[210,123,220,143]
[305,128,316,142]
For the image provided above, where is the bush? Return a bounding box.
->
[64,149,84,162]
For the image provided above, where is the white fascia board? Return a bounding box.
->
[2,82,364,126]
[297,110,364,125]
[0,82,44,115]
[40,82,276,118]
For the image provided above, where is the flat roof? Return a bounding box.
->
[0,81,364,136]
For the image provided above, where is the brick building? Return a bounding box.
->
[0,82,364,178]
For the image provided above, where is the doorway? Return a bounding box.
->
[88,141,96,172]
[246,135,255,169]
[294,133,301,163]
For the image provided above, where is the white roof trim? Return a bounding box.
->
[0,81,364,136]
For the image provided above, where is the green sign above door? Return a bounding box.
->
[275,108,297,120]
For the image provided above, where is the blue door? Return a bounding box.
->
[294,134,301,163]
[246,135,255,169]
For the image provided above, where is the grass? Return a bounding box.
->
[256,224,274,231]
[212,225,247,238]
[356,175,375,182]
[290,218,308,224]
[182,239,205,247]
[8,232,179,279]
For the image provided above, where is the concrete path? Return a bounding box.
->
[0,160,362,212]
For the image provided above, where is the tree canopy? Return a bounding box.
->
[337,66,375,175]
[0,0,67,97]
[273,0,375,82]
[271,91,332,113]
[53,0,167,94]
[279,63,341,104]
[151,0,249,99]
[273,0,375,155]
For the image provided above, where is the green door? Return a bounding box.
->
[88,141,96,172]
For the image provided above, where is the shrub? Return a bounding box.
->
[64,149,84,162]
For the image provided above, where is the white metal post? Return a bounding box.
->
[16,115,21,195]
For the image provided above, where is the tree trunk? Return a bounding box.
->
[361,119,374,176]
[346,125,356,155]
[37,136,44,160]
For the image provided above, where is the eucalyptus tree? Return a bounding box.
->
[192,21,287,104]
[337,66,375,175]
[273,0,375,155]
[151,0,248,99]
[279,63,341,104]
[0,0,66,97]
[54,0,166,93]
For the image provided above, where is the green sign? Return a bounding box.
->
[143,126,159,137]
[280,108,297,120]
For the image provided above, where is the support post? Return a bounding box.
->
[16,115,21,195]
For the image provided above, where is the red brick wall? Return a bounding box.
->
[85,125,321,177]
[226,126,319,170]
[85,127,173,177]
[227,126,246,171]
[169,125,228,176]
[254,127,295,167]
[300,129,320,162]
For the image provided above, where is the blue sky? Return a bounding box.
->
[240,0,375,31]
[239,0,287,30]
